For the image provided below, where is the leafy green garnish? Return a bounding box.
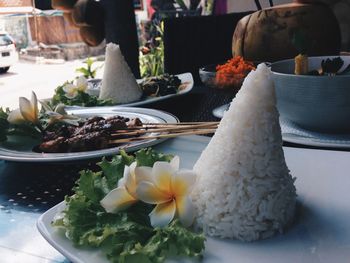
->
[53,149,205,263]
[321,57,344,75]
[51,84,114,107]
[0,107,9,142]
[76,57,103,79]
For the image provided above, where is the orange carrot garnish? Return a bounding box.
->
[215,56,255,88]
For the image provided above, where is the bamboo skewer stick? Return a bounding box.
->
[109,128,216,144]
[134,121,220,128]
[111,122,218,137]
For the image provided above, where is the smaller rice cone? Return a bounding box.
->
[191,64,297,241]
[99,43,142,104]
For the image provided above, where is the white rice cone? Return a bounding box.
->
[99,43,142,104]
[191,64,296,241]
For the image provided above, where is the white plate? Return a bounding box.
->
[38,135,350,263]
[0,107,178,162]
[281,118,350,149]
[69,72,194,109]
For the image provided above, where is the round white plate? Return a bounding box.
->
[67,72,194,109]
[281,118,350,149]
[0,107,178,162]
[212,103,230,119]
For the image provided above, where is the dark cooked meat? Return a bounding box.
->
[127,118,142,128]
[39,137,67,153]
[38,115,142,153]
[66,131,110,152]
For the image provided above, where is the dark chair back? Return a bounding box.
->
[163,12,253,83]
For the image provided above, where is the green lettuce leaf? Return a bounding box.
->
[51,84,114,107]
[53,149,205,263]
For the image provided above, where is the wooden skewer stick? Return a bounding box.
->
[143,121,219,126]
[109,129,216,144]
[111,123,218,137]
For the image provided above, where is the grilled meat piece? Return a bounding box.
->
[66,131,110,152]
[39,137,67,153]
[38,115,142,153]
[127,118,142,128]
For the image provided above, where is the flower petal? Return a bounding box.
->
[63,84,78,98]
[100,187,137,213]
[19,97,36,123]
[149,200,176,228]
[176,196,195,227]
[152,161,175,194]
[39,99,52,112]
[171,170,196,196]
[54,104,67,115]
[125,162,137,198]
[31,91,38,121]
[170,155,180,170]
[76,76,88,91]
[134,166,153,184]
[7,108,24,124]
[136,181,171,204]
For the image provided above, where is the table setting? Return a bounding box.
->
[2,0,350,262]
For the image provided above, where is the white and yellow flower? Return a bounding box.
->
[39,100,80,126]
[135,156,196,228]
[100,162,140,213]
[7,91,39,125]
[63,76,88,99]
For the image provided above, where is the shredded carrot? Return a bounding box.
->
[215,56,255,88]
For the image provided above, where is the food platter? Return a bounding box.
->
[280,118,350,149]
[37,135,350,263]
[0,107,178,162]
[125,72,194,107]
[66,72,194,109]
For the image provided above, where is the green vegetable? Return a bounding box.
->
[0,107,9,142]
[51,84,113,107]
[76,57,103,79]
[53,149,205,263]
[321,57,344,75]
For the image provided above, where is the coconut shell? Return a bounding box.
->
[72,0,104,27]
[51,0,78,11]
[80,25,105,47]
[232,2,341,62]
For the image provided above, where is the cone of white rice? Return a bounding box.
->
[191,64,296,242]
[99,43,142,104]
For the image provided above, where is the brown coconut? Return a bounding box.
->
[232,1,341,62]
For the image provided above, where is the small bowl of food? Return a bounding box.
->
[199,56,256,90]
[271,55,350,133]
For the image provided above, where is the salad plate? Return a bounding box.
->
[280,118,350,149]
[0,107,178,163]
[38,135,350,263]
[65,72,194,109]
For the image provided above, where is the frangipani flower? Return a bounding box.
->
[135,156,196,228]
[7,91,39,125]
[39,101,80,126]
[100,162,140,213]
[63,76,88,99]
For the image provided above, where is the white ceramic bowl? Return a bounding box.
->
[271,56,350,133]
